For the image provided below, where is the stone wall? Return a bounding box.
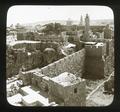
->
[21,48,85,81]
[6,48,43,78]
[49,78,86,106]
[85,44,106,58]
[48,80,65,104]
[83,43,106,79]
[6,41,62,78]
[64,81,86,106]
[17,32,35,40]
[17,32,63,42]
[84,57,105,79]
[12,41,59,52]
[39,48,85,78]
[104,39,114,76]
[83,40,114,79]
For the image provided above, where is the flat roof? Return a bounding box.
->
[42,76,50,81]
[22,68,41,74]
[79,41,97,45]
[33,72,45,78]
[7,93,22,105]
[95,42,104,47]
[21,86,51,106]
[51,72,83,87]
[8,40,41,46]
[85,42,105,48]
[65,43,76,48]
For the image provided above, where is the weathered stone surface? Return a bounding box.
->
[49,72,86,106]
[83,40,114,79]
[6,40,65,78]
[84,57,105,79]
[39,49,85,78]
[6,47,43,78]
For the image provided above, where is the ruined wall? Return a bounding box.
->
[12,42,59,52]
[6,42,62,78]
[39,49,85,78]
[6,48,43,78]
[6,49,19,77]
[38,42,59,52]
[23,50,43,70]
[13,42,40,51]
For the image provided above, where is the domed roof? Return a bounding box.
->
[44,48,55,52]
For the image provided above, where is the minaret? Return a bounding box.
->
[85,14,90,32]
[79,15,83,26]
[84,14,90,41]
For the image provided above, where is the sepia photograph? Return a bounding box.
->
[6,5,114,106]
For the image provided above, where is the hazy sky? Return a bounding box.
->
[7,5,114,26]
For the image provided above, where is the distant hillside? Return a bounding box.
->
[23,20,66,27]
[90,19,114,26]
[22,19,114,27]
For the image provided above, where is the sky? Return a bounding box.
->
[7,5,114,26]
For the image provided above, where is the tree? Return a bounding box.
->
[71,25,78,31]
[42,23,65,35]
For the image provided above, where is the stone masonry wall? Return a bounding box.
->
[12,42,59,52]
[7,42,61,78]
[6,48,43,78]
[38,48,85,78]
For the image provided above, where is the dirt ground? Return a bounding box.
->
[86,85,114,106]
